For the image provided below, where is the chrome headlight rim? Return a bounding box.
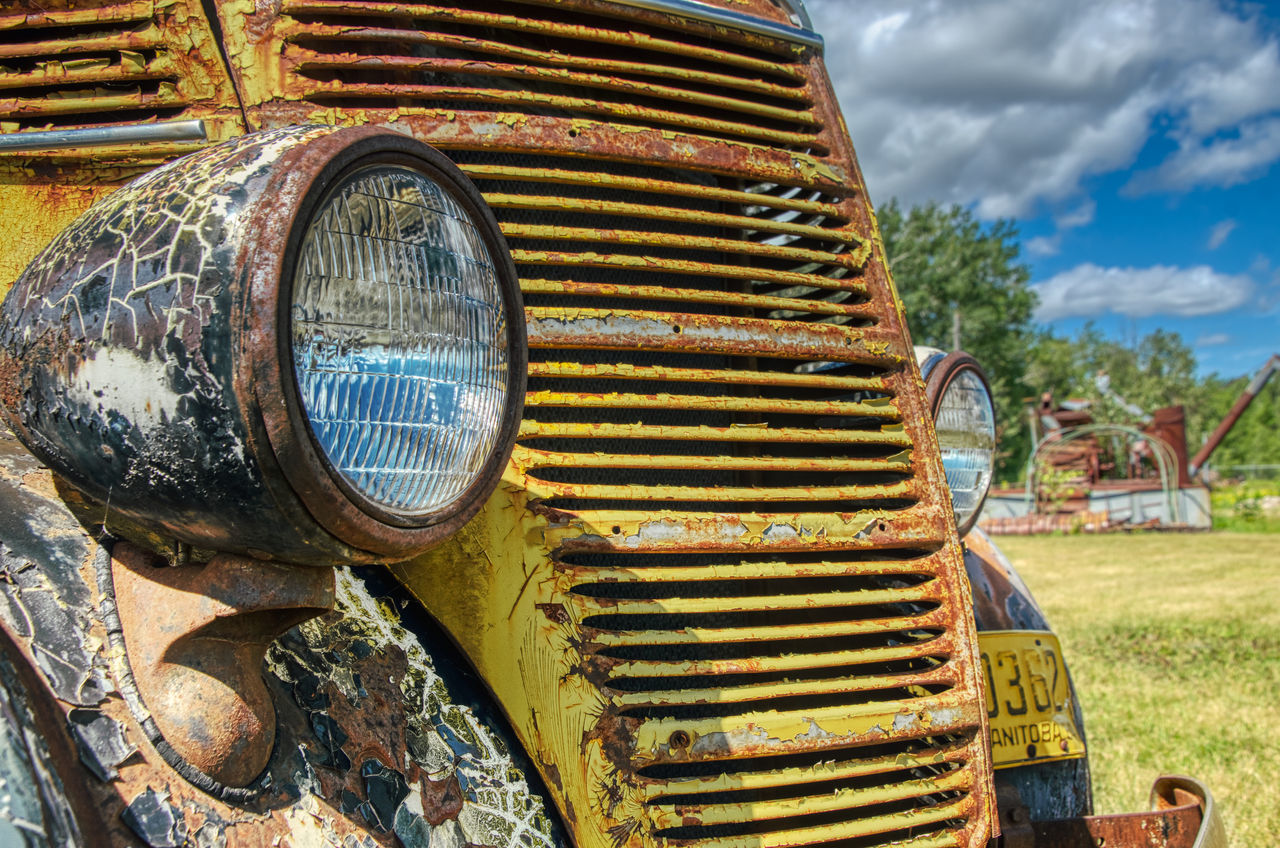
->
[246,128,526,554]
[922,350,996,536]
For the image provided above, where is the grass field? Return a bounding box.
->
[997,532,1280,846]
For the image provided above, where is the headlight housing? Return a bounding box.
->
[0,125,525,565]
[917,348,997,535]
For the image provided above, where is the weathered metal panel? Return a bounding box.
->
[0,0,997,845]
[0,428,563,847]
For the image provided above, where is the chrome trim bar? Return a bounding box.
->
[0,120,207,153]
[610,0,823,51]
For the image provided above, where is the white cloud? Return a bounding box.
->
[1055,200,1096,230]
[807,0,1280,217]
[1025,235,1061,257]
[1207,219,1237,250]
[1031,263,1254,321]
[1127,117,1280,193]
[1196,332,1232,347]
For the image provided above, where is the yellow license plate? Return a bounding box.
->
[978,631,1087,768]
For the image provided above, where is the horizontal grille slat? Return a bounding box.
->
[520,279,875,319]
[642,741,972,796]
[634,701,984,760]
[0,87,184,120]
[0,3,153,29]
[518,421,913,447]
[611,668,955,710]
[504,223,857,265]
[513,251,862,291]
[648,770,971,828]
[564,558,932,583]
[659,801,969,848]
[524,393,899,419]
[488,194,853,244]
[526,362,890,390]
[586,612,948,648]
[460,165,842,215]
[575,583,939,616]
[521,451,909,474]
[527,479,917,503]
[0,28,162,61]
[525,310,903,362]
[605,641,951,678]
[0,60,173,92]
[300,80,819,147]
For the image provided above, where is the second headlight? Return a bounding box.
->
[918,348,997,535]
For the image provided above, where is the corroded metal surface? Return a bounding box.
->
[0,126,373,564]
[0,0,245,295]
[0,427,561,846]
[0,1,997,845]
[1030,776,1218,848]
[110,543,335,788]
[212,0,998,843]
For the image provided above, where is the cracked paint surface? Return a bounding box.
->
[0,428,562,846]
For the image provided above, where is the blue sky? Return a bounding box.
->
[808,0,1280,380]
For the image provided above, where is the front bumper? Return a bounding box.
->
[999,775,1225,848]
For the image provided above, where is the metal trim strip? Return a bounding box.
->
[0,120,207,153]
[608,0,823,50]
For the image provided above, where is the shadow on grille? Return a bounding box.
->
[592,631,945,663]
[581,606,941,632]
[571,574,932,599]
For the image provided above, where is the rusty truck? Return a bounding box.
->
[0,1,1222,846]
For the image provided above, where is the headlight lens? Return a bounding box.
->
[936,369,996,531]
[292,165,509,517]
[919,350,997,535]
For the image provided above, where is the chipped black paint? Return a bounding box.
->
[121,787,186,848]
[359,760,409,832]
[0,642,86,847]
[68,707,135,782]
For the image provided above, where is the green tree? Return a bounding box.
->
[876,200,1038,479]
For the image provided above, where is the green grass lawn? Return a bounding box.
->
[996,532,1280,846]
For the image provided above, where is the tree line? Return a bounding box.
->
[877,200,1279,482]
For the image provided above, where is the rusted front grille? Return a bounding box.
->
[489,155,986,848]
[237,2,995,846]
[0,0,242,171]
[0,1,186,129]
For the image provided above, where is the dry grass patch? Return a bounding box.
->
[997,532,1280,847]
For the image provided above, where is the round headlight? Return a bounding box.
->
[919,350,996,535]
[0,125,525,565]
[291,164,511,520]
